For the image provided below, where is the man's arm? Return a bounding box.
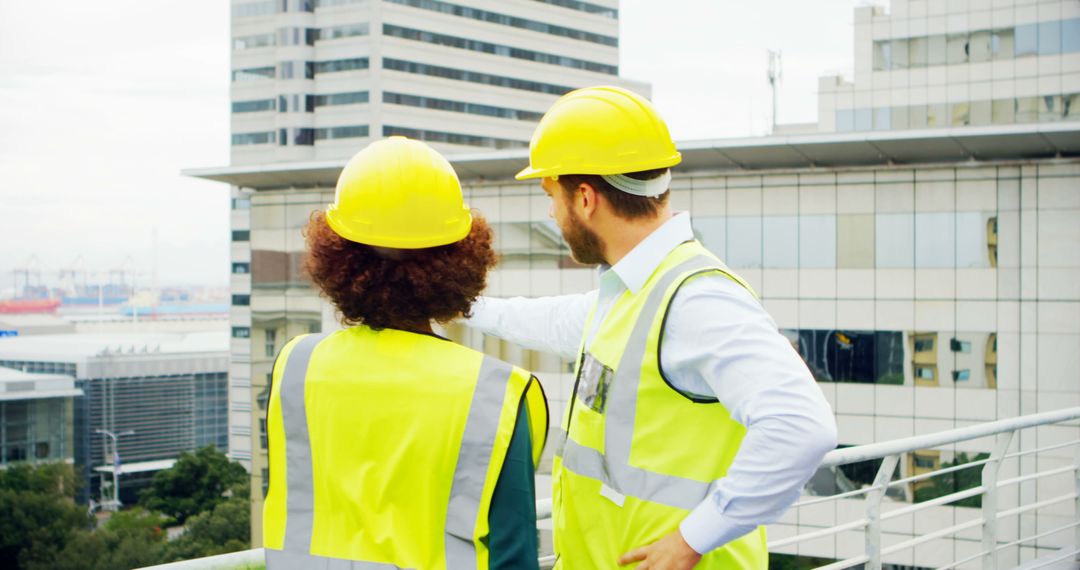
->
[631,275,838,560]
[464,292,596,361]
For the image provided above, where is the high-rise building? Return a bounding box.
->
[189,0,1080,562]
[218,0,644,541]
[818,0,1080,132]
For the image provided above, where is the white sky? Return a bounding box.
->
[0,0,860,290]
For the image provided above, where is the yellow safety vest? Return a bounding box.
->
[552,240,768,569]
[264,327,548,569]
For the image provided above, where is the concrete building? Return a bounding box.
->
[0,332,229,505]
[189,0,1080,562]
[0,367,81,466]
[818,0,1080,132]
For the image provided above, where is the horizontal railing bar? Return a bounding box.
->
[766,518,870,549]
[880,517,985,555]
[997,493,1078,519]
[811,555,871,570]
[820,407,1080,468]
[997,465,1076,489]
[1020,546,1080,569]
[1003,439,1080,460]
[995,520,1080,553]
[536,498,552,520]
[792,487,875,508]
[880,486,986,520]
[884,459,992,489]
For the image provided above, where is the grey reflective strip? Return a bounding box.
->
[560,435,713,511]
[266,548,412,569]
[561,255,724,509]
[280,333,331,553]
[444,355,515,567]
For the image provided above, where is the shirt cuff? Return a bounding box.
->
[679,499,758,554]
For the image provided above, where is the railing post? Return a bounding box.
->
[865,454,900,570]
[980,430,1015,570]
[1074,437,1080,563]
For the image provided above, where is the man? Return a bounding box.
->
[263,137,547,569]
[466,87,837,569]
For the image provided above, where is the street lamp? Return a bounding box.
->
[94,428,134,511]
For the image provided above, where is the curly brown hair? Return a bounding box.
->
[303,210,497,331]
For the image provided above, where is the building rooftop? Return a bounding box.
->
[0,331,229,364]
[183,122,1080,189]
[0,366,83,401]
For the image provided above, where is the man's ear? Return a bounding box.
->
[577,182,600,220]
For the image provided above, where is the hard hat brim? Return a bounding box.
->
[514,153,683,181]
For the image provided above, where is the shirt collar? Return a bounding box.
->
[599,212,694,295]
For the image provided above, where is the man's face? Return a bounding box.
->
[541,177,606,265]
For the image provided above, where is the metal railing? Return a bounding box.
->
[142,406,1080,570]
[771,406,1080,570]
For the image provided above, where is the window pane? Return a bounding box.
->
[951,102,971,126]
[1038,20,1061,55]
[801,215,837,268]
[727,217,762,268]
[909,36,929,68]
[1038,94,1062,122]
[874,41,892,70]
[928,35,947,66]
[947,34,969,64]
[855,108,872,131]
[692,217,726,258]
[892,39,909,69]
[927,103,947,127]
[892,105,910,130]
[837,109,855,132]
[1016,96,1039,122]
[873,107,891,131]
[992,99,1015,124]
[910,104,929,128]
[838,214,875,268]
[1015,23,1038,57]
[970,31,992,62]
[1065,94,1080,121]
[763,216,798,268]
[915,212,956,268]
[876,213,914,267]
[1064,19,1080,53]
[957,212,993,268]
[970,100,992,126]
[992,28,1014,59]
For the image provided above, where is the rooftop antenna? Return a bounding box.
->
[767,49,783,134]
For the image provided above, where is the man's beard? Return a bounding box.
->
[562,209,606,265]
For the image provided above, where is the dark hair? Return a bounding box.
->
[303,210,497,330]
[557,168,670,219]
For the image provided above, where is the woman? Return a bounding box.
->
[262,137,547,569]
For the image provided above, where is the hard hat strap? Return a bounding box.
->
[600,171,672,197]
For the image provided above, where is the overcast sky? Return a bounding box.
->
[0,0,862,291]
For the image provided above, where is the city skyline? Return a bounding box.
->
[0,0,857,289]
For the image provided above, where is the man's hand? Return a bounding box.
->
[617,530,702,569]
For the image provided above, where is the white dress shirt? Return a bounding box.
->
[466,212,838,554]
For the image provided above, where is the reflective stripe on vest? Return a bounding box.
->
[267,331,540,569]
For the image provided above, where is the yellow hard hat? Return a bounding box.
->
[325,137,472,248]
[515,86,681,180]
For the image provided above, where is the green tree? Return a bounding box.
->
[0,462,90,570]
[162,495,251,562]
[21,509,167,570]
[914,452,989,508]
[140,445,247,524]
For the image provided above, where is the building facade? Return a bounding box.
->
[818,0,1080,132]
[0,333,229,505]
[0,367,81,467]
